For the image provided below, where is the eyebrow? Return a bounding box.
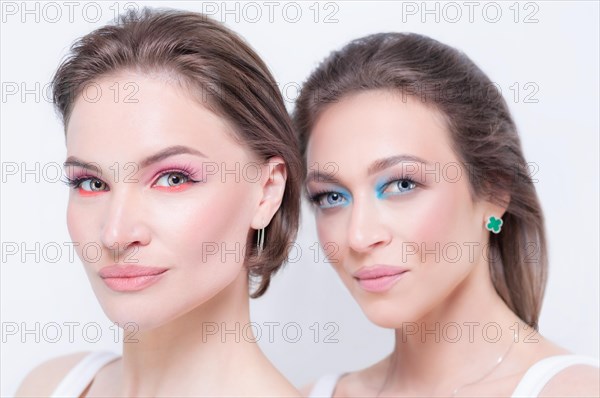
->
[367,154,429,176]
[305,169,340,184]
[305,154,429,184]
[63,145,208,172]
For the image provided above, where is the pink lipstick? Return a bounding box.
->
[353,265,409,293]
[99,264,168,292]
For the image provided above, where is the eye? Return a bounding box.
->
[379,178,417,197]
[154,171,191,187]
[64,177,108,192]
[309,191,349,209]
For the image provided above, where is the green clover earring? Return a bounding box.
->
[485,215,503,234]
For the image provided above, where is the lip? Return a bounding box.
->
[99,264,169,292]
[353,265,409,293]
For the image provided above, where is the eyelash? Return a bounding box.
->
[308,189,343,207]
[377,174,419,196]
[308,175,419,208]
[62,164,201,191]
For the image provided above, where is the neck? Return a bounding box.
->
[385,260,528,396]
[116,269,266,396]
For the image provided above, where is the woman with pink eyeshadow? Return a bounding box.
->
[293,33,599,397]
[15,8,302,398]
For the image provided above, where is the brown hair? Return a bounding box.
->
[293,32,547,327]
[51,7,302,298]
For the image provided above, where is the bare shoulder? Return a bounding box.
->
[299,374,343,397]
[14,351,91,397]
[537,363,600,397]
[523,335,599,397]
[298,365,382,398]
[333,357,389,397]
[239,355,302,397]
[300,381,316,396]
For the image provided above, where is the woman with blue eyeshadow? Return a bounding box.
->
[293,32,599,398]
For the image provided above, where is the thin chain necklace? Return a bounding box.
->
[376,331,517,397]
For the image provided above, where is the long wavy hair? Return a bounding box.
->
[293,32,548,327]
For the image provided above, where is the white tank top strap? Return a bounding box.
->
[50,350,121,398]
[511,354,600,397]
[308,373,345,398]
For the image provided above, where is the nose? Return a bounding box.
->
[100,189,151,261]
[347,196,392,253]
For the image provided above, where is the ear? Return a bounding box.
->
[480,190,510,222]
[250,156,287,229]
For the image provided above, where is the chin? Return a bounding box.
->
[88,281,179,332]
[356,295,423,329]
[98,299,172,332]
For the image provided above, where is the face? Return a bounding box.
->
[305,90,504,328]
[65,72,273,330]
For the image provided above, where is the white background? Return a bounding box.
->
[1,1,598,396]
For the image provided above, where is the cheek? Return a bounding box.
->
[66,202,77,239]
[315,214,345,264]
[405,180,479,276]
[408,180,473,247]
[411,193,457,247]
[155,182,255,268]
[66,199,97,260]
